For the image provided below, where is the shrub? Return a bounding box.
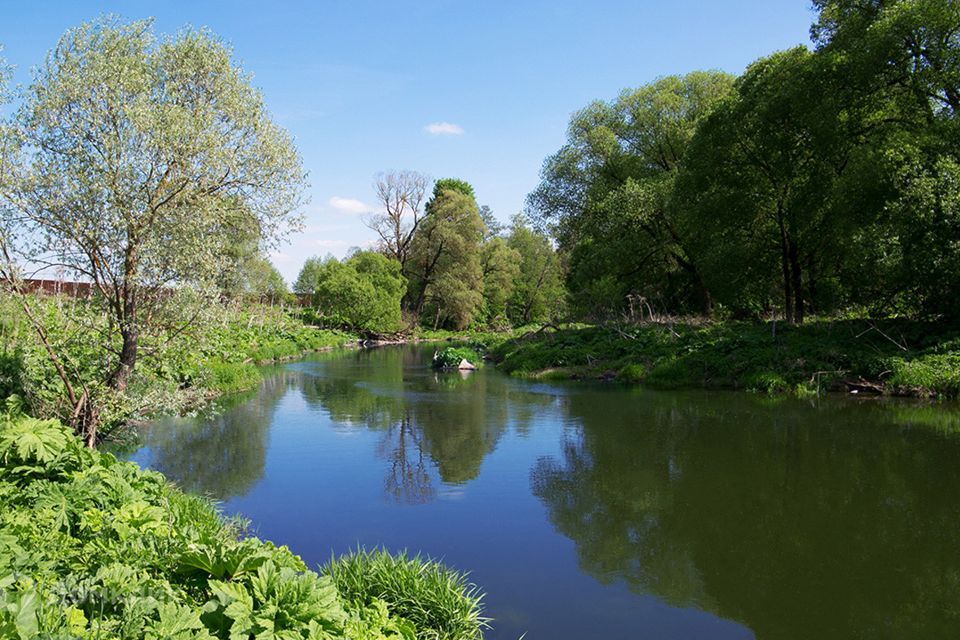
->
[325,548,488,640]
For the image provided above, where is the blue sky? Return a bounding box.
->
[1,1,816,282]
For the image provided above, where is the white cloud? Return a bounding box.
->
[315,239,350,249]
[268,251,292,264]
[424,121,465,136]
[328,196,371,214]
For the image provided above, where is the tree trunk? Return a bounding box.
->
[674,251,713,317]
[110,294,138,390]
[788,239,804,325]
[778,217,794,324]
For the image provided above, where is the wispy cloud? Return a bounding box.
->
[315,239,351,249]
[424,121,464,136]
[328,196,371,214]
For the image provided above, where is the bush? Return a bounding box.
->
[0,293,357,435]
[432,347,482,370]
[0,396,424,639]
[325,548,487,640]
[299,252,406,334]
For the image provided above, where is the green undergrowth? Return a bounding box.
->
[174,312,356,397]
[0,294,357,434]
[326,549,487,640]
[489,320,960,397]
[0,396,486,639]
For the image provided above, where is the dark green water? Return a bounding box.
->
[129,345,960,639]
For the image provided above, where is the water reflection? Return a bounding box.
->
[135,369,295,498]
[531,391,960,638]
[130,346,960,638]
[296,347,547,501]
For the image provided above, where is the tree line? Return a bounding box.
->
[293,173,565,333]
[529,0,960,324]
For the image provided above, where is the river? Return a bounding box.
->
[127,344,960,639]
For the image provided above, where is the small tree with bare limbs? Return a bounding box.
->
[364,170,429,271]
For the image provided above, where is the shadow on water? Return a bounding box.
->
[132,368,297,499]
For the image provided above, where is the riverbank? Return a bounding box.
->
[485,320,960,398]
[0,397,486,639]
[0,294,358,436]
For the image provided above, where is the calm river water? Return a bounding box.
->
[128,345,960,639]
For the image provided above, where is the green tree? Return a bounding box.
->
[528,71,734,318]
[479,237,521,326]
[810,0,960,318]
[310,252,405,334]
[242,257,289,304]
[506,214,566,325]
[0,18,305,411]
[407,182,485,329]
[677,48,861,323]
[294,256,325,295]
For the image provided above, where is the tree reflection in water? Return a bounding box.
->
[299,346,545,503]
[531,390,960,638]
[136,368,295,499]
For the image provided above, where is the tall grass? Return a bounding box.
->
[325,548,489,640]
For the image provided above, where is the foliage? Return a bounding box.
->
[0,17,305,437]
[0,293,355,436]
[407,188,485,330]
[478,237,520,327]
[505,214,566,325]
[525,1,960,325]
[489,320,960,397]
[0,400,425,639]
[528,71,734,318]
[296,252,406,334]
[325,548,487,640]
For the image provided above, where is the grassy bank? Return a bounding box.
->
[0,294,357,435]
[0,397,486,639]
[488,320,960,398]
[177,309,357,397]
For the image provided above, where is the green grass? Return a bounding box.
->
[488,319,960,397]
[325,548,488,640]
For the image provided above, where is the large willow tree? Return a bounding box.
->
[0,18,305,435]
[528,71,734,318]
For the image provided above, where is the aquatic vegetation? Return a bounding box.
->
[432,347,482,370]
[325,548,488,640]
[0,396,450,639]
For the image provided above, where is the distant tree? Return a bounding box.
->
[309,251,405,334]
[408,185,485,329]
[294,257,325,295]
[431,178,476,201]
[507,214,566,325]
[365,170,429,270]
[243,258,289,304]
[0,19,304,439]
[479,205,503,240]
[480,236,521,325]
